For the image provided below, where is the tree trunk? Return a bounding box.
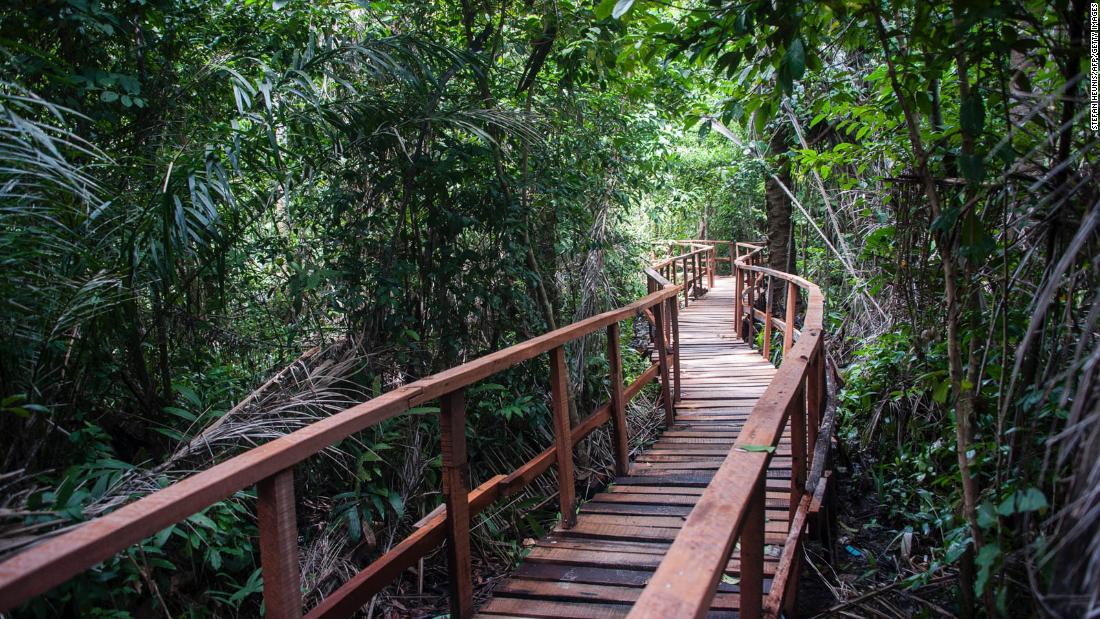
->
[765,126,792,312]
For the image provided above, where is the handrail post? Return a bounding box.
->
[671,299,681,403]
[440,389,474,618]
[550,346,577,528]
[694,250,699,291]
[653,300,675,426]
[682,257,689,305]
[763,276,773,360]
[696,252,702,292]
[783,280,797,355]
[708,248,715,288]
[607,324,630,476]
[746,267,756,348]
[790,384,807,520]
[740,476,765,617]
[258,468,302,619]
[807,346,824,473]
[734,262,743,340]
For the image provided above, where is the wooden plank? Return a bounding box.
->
[492,579,743,610]
[480,596,631,618]
[258,468,302,619]
[514,563,654,587]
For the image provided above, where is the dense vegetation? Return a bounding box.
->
[0,0,1095,617]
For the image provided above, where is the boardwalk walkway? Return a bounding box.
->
[477,276,793,618]
[0,241,828,619]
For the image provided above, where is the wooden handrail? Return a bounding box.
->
[650,241,715,306]
[628,241,827,619]
[0,262,687,616]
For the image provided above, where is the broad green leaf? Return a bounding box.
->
[594,0,617,19]
[960,94,984,136]
[786,39,806,80]
[959,153,985,183]
[188,512,217,530]
[974,543,1000,595]
[932,379,951,404]
[960,212,995,261]
[612,0,635,19]
[739,444,775,453]
[1017,488,1048,512]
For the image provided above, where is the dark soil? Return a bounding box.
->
[796,453,961,618]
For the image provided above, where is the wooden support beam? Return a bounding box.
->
[783,280,796,355]
[440,389,474,618]
[258,468,302,619]
[671,301,681,403]
[763,493,813,618]
[789,385,806,520]
[739,476,765,618]
[763,276,773,360]
[653,301,675,427]
[550,347,576,528]
[746,269,756,347]
[606,323,629,477]
[806,347,824,473]
[734,264,743,340]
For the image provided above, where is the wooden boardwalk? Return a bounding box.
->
[0,241,828,619]
[477,276,791,618]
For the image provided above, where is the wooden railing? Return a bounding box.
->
[629,241,830,619]
[0,246,720,618]
[650,241,716,305]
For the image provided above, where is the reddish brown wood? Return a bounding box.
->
[682,257,689,304]
[789,384,806,520]
[440,389,474,617]
[783,280,797,355]
[806,347,823,473]
[740,476,765,618]
[0,239,829,619]
[607,323,630,477]
[550,346,577,528]
[735,264,743,339]
[627,241,826,619]
[670,301,681,403]
[708,248,715,288]
[258,468,302,619]
[652,301,674,426]
[763,276,773,359]
[497,363,655,497]
[763,493,813,618]
[746,269,756,347]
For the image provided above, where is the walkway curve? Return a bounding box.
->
[476,276,791,618]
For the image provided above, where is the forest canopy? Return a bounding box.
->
[0,0,1096,617]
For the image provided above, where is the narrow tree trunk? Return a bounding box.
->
[765,126,792,311]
